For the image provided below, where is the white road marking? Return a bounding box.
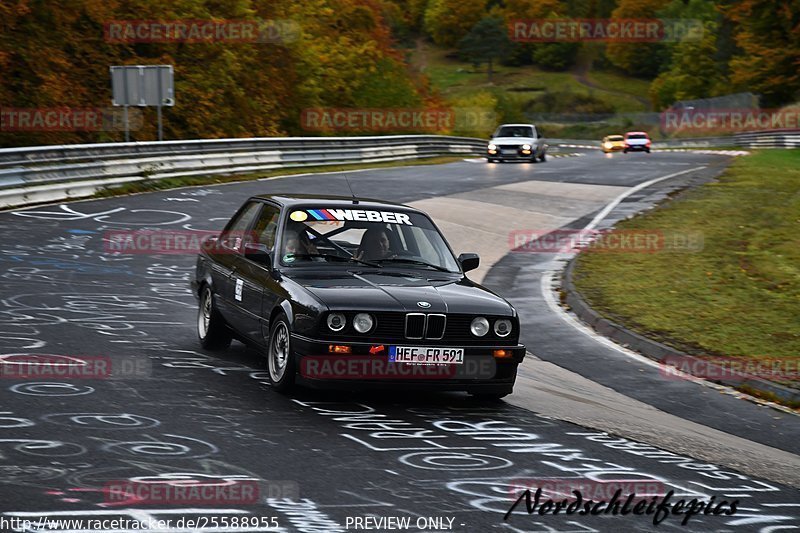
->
[582,166,704,233]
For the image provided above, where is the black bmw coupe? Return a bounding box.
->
[192,194,526,399]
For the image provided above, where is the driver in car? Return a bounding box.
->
[356,228,393,261]
[282,225,318,259]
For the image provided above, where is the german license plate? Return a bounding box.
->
[389,346,464,365]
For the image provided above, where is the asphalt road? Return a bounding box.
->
[0,150,797,532]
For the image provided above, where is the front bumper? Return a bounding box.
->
[488,148,537,160]
[291,334,525,392]
[603,145,625,152]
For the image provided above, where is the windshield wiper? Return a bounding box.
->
[373,258,455,272]
[287,253,381,268]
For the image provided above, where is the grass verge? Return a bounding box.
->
[572,150,800,399]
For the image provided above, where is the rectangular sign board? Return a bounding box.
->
[111,65,174,107]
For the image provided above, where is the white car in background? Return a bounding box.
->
[624,131,652,153]
[487,124,548,163]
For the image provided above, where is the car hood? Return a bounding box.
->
[288,270,514,315]
[491,136,535,145]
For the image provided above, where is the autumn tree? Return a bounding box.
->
[723,0,800,107]
[604,0,670,78]
[649,21,727,110]
[458,17,512,81]
[423,0,487,47]
[0,0,431,146]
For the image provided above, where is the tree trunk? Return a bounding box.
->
[487,58,493,82]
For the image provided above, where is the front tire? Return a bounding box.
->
[267,315,295,393]
[538,152,546,162]
[198,286,232,350]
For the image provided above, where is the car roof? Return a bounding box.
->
[497,124,534,127]
[625,131,649,135]
[251,193,419,212]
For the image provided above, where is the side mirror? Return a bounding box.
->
[458,253,480,273]
[202,235,219,251]
[244,243,272,266]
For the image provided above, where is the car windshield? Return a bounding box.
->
[627,133,648,139]
[608,135,624,141]
[279,206,461,273]
[496,126,533,138]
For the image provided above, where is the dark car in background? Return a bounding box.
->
[192,194,526,399]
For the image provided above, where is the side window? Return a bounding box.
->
[220,202,261,252]
[249,204,281,249]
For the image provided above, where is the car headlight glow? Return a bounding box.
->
[604,142,612,149]
[353,313,374,333]
[494,318,512,337]
[470,317,490,337]
[522,144,531,151]
[327,312,346,332]
[488,143,497,151]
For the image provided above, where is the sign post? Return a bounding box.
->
[111,65,175,141]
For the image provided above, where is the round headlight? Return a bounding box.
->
[470,317,490,337]
[488,143,497,151]
[327,312,346,332]
[353,313,374,333]
[522,144,531,150]
[494,319,512,337]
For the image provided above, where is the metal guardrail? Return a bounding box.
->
[733,129,800,148]
[0,135,486,209]
[0,130,796,209]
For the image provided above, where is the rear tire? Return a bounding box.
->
[197,286,232,350]
[267,315,296,393]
